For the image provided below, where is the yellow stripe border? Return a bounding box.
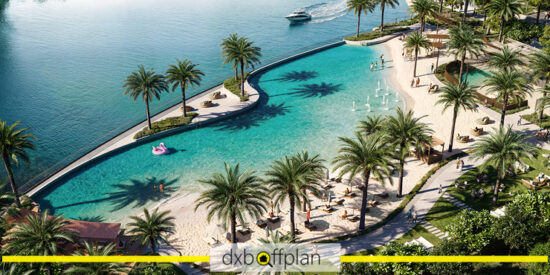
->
[1,255,547,263]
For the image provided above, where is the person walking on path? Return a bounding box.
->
[412,211,418,223]
[517,117,522,126]
[438,183,442,194]
[430,63,434,72]
[460,160,465,171]
[456,158,460,169]
[406,210,412,222]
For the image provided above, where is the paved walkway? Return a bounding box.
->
[442,193,475,211]
[340,155,483,254]
[157,243,207,275]
[419,219,447,240]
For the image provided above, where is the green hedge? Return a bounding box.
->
[223,74,249,102]
[504,19,545,43]
[321,152,468,244]
[522,112,550,129]
[129,262,187,275]
[134,113,198,139]
[345,27,410,42]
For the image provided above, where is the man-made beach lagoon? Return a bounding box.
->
[33,44,405,222]
[0,0,409,188]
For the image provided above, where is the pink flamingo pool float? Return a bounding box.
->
[152,142,169,155]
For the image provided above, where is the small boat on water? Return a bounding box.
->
[285,9,312,22]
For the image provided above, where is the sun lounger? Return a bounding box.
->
[281,225,300,235]
[322,183,334,190]
[209,91,222,100]
[374,192,389,199]
[428,84,439,93]
[521,179,539,191]
[237,226,252,235]
[321,206,334,213]
[456,135,469,143]
[367,200,379,207]
[472,127,483,136]
[334,198,345,205]
[476,116,490,125]
[200,100,212,108]
[203,237,220,247]
[347,215,360,222]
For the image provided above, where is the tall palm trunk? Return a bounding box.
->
[539,79,549,121]
[289,196,296,242]
[462,0,469,23]
[380,5,386,31]
[448,108,458,152]
[413,47,419,77]
[421,17,425,32]
[482,11,487,28]
[500,95,508,126]
[486,23,491,35]
[231,213,237,243]
[439,0,443,13]
[356,11,362,38]
[359,171,371,230]
[46,263,52,275]
[459,54,466,84]
[3,153,21,207]
[240,61,245,98]
[145,100,152,130]
[150,237,158,266]
[536,4,541,24]
[397,157,405,197]
[498,16,505,42]
[492,177,501,206]
[181,86,187,117]
[234,67,238,81]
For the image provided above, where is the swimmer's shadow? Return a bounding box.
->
[106,176,178,211]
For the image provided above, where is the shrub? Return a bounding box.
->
[133,113,198,139]
[429,239,474,275]
[504,19,544,43]
[445,210,496,254]
[345,27,410,42]
[371,242,429,274]
[527,242,550,275]
[223,74,249,102]
[522,113,550,129]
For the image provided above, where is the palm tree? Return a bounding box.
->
[436,83,477,152]
[358,114,386,135]
[487,46,524,72]
[0,180,15,211]
[474,0,492,28]
[462,0,471,22]
[404,31,431,77]
[265,153,323,241]
[448,25,484,84]
[65,242,127,274]
[483,70,532,125]
[220,33,241,81]
[0,120,35,207]
[410,0,439,32]
[378,0,400,31]
[5,210,74,275]
[332,133,394,230]
[347,0,376,38]
[195,163,267,243]
[529,50,550,120]
[127,208,175,256]
[122,66,168,130]
[535,85,550,117]
[531,0,544,24]
[488,0,523,42]
[384,108,433,197]
[471,126,537,206]
[292,151,326,211]
[165,59,204,118]
[232,36,262,98]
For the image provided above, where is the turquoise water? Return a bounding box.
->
[33,44,405,222]
[0,0,410,187]
[463,68,492,87]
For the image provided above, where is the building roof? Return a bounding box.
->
[6,209,120,241]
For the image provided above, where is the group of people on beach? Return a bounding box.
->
[406,209,418,223]
[369,54,385,71]
[410,77,420,87]
[153,183,165,193]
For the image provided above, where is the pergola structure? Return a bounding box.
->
[414,136,445,165]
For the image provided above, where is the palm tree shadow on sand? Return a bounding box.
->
[272,82,343,98]
[262,70,319,82]
[214,92,291,132]
[106,177,178,211]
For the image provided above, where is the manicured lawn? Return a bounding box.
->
[446,151,550,211]
[424,197,461,231]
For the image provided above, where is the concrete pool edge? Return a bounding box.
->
[24,40,346,198]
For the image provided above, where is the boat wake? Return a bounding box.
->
[304,0,348,24]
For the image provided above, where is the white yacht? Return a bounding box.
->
[285,9,312,22]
